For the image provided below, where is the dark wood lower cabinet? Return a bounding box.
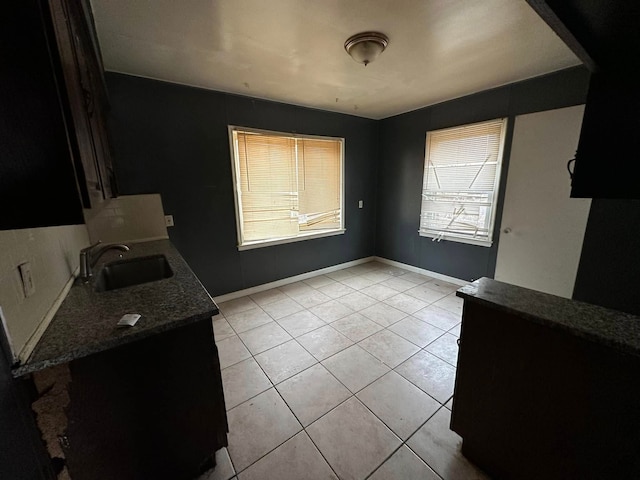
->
[0,342,54,480]
[32,319,227,480]
[451,301,640,479]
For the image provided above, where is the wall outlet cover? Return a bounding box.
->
[18,262,36,298]
[164,215,174,227]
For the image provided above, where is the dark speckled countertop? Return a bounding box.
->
[12,240,218,377]
[457,277,640,357]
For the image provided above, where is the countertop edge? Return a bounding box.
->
[12,309,217,377]
[456,278,640,358]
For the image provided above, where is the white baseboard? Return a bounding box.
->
[213,255,469,304]
[213,256,375,304]
[373,256,469,286]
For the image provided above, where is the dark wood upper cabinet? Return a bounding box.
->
[570,71,640,199]
[526,0,640,198]
[0,0,115,230]
[47,0,116,207]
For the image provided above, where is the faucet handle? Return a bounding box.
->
[79,241,101,281]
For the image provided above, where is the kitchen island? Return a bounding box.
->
[13,240,228,480]
[451,278,640,480]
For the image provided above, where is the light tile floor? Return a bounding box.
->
[200,261,490,480]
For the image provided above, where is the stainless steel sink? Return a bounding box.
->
[95,254,173,292]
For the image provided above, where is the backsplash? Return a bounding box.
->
[0,225,89,361]
[84,194,168,244]
[0,194,167,364]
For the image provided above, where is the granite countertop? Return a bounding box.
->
[13,239,218,377]
[457,277,640,357]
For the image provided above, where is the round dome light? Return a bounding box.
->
[344,32,389,66]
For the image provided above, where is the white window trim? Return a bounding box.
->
[238,228,346,251]
[418,118,508,248]
[228,125,346,250]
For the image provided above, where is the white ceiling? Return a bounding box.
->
[90,0,581,120]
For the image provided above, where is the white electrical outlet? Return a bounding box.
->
[18,262,35,297]
[165,215,175,227]
[358,200,363,209]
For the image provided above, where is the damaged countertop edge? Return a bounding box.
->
[12,239,219,378]
[457,278,640,357]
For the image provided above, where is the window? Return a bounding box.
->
[419,118,508,246]
[229,127,345,250]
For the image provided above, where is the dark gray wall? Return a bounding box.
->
[376,66,590,281]
[105,73,379,296]
[573,200,640,315]
[105,67,592,295]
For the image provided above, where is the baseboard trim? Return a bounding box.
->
[213,255,470,304]
[213,256,376,304]
[373,256,469,286]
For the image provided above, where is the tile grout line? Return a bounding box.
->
[216,262,463,478]
[219,294,457,406]
[270,382,344,480]
[220,271,459,337]
[225,333,300,476]
[219,313,456,407]
[223,312,399,476]
[218,302,457,363]
[226,322,456,424]
[362,405,449,480]
[222,288,371,476]
[227,330,344,478]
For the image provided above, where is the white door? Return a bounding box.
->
[495,105,591,298]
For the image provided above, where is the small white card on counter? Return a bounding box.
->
[117,314,141,327]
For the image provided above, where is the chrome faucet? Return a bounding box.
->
[79,241,130,282]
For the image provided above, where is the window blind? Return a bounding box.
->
[420,118,507,244]
[298,139,341,231]
[232,129,343,245]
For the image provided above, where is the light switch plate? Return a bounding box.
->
[358,200,363,209]
[18,262,35,298]
[165,215,174,227]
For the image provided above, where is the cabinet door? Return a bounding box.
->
[47,0,101,207]
[0,0,84,230]
[0,335,54,479]
[67,0,115,199]
[65,321,227,479]
[570,72,640,198]
[47,0,115,208]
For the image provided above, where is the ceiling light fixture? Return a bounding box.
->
[344,32,389,66]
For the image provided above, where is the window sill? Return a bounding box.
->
[419,232,493,248]
[238,229,346,251]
